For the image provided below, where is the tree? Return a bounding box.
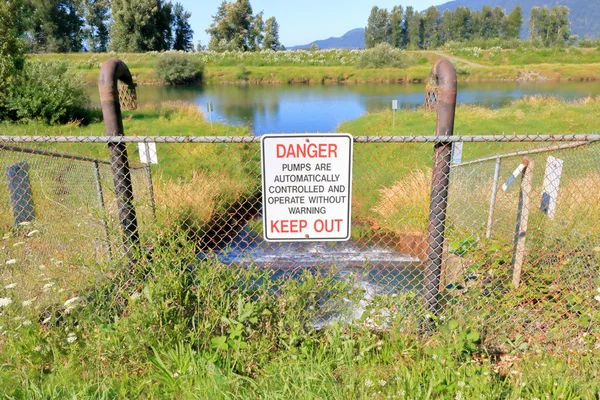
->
[0,0,27,93]
[503,6,523,39]
[110,0,173,52]
[249,12,264,51]
[207,0,269,52]
[365,6,391,48]
[29,0,84,52]
[262,16,281,50]
[422,6,440,49]
[404,6,420,49]
[530,6,570,46]
[172,2,194,51]
[390,6,403,48]
[453,7,472,42]
[83,0,110,52]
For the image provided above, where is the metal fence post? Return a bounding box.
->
[99,58,139,264]
[423,59,457,315]
[511,158,534,288]
[486,157,502,239]
[6,161,35,225]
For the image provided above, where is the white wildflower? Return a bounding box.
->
[172,371,179,378]
[455,392,463,400]
[457,381,466,388]
[5,259,16,265]
[378,379,386,387]
[22,320,32,326]
[64,297,80,307]
[364,379,373,388]
[4,283,17,289]
[34,345,42,352]
[130,292,141,301]
[67,332,77,344]
[22,299,34,307]
[0,297,13,307]
[42,282,54,291]
[594,295,600,302]
[18,221,31,227]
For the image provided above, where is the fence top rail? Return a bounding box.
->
[1,134,600,144]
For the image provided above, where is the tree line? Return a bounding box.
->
[3,0,194,53]
[205,0,282,52]
[365,5,573,50]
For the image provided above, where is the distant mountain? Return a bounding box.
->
[435,0,600,38]
[289,28,365,50]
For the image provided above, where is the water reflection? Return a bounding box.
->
[86,81,600,134]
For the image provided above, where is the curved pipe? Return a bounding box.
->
[423,59,458,315]
[98,59,139,263]
[99,58,135,137]
[429,59,457,137]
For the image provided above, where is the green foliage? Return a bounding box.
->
[155,52,204,84]
[28,0,84,53]
[0,0,27,91]
[83,0,110,52]
[110,0,174,52]
[262,16,281,51]
[529,6,571,47]
[364,6,390,48]
[172,2,194,51]
[207,0,279,52]
[356,43,416,69]
[4,61,87,124]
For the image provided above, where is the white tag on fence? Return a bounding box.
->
[138,142,158,164]
[452,142,463,164]
[502,162,526,191]
[540,156,563,219]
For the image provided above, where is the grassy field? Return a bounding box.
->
[31,47,600,85]
[1,99,600,397]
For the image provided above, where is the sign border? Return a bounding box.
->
[261,133,353,242]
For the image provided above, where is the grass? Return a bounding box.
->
[0,235,599,399]
[30,46,600,85]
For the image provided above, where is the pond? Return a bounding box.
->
[88,81,600,134]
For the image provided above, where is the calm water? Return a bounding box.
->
[88,81,600,134]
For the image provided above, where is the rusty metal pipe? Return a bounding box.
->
[423,59,457,315]
[99,58,139,264]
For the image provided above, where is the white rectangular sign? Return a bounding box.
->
[138,142,158,164]
[392,100,398,110]
[452,142,463,164]
[540,156,564,219]
[261,134,353,242]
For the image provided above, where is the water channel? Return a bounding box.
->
[89,80,600,134]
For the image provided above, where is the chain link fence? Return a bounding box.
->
[0,134,598,348]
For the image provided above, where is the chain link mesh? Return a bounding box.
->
[0,135,598,348]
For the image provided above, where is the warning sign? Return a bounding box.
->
[261,134,353,242]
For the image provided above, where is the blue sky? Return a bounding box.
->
[181,0,441,48]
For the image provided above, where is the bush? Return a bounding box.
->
[6,61,88,124]
[155,52,204,85]
[356,43,416,69]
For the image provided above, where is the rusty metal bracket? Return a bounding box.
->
[423,59,457,315]
[99,59,139,265]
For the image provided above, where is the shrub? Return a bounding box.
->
[356,43,416,69]
[6,61,88,124]
[155,52,204,85]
